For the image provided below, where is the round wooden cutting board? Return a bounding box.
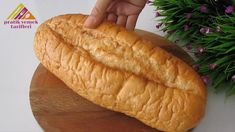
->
[30,30,192,132]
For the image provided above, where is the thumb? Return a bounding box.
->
[84,0,112,28]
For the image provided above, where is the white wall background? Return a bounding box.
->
[0,0,234,132]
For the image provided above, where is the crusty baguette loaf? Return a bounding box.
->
[34,14,207,132]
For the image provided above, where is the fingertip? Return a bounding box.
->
[107,13,117,23]
[126,26,135,31]
[126,15,138,31]
[126,22,135,30]
[84,16,95,28]
[116,15,127,27]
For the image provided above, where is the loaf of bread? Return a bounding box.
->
[34,14,207,132]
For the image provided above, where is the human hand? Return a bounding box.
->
[84,0,147,30]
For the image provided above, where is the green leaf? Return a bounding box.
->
[225,45,235,53]
[213,74,227,89]
[225,82,235,97]
[207,42,234,50]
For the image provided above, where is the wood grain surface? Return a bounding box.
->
[30,30,192,132]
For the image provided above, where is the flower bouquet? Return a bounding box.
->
[148,0,235,97]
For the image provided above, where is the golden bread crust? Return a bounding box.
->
[34,14,207,132]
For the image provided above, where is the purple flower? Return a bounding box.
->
[146,0,153,4]
[216,26,221,32]
[155,11,161,17]
[200,5,208,13]
[192,64,200,71]
[197,47,205,54]
[225,5,234,14]
[232,75,235,81]
[205,28,211,33]
[186,44,193,50]
[186,13,192,19]
[201,75,210,84]
[209,63,217,70]
[184,24,190,31]
[155,23,163,29]
[200,28,206,33]
[200,27,210,34]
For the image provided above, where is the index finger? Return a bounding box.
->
[84,0,112,28]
